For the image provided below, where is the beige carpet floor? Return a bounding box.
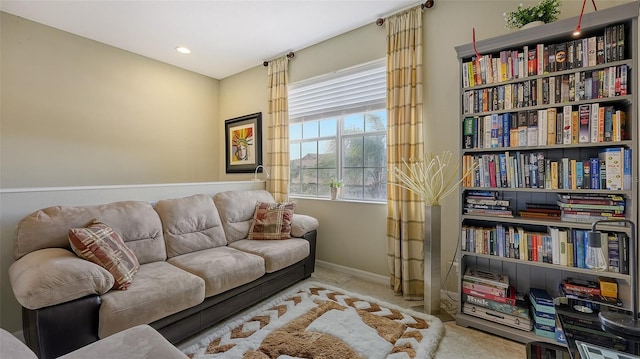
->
[310,266,526,359]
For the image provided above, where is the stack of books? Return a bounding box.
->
[463,191,514,218]
[519,202,561,220]
[559,277,623,309]
[529,288,557,340]
[556,193,626,223]
[461,267,532,331]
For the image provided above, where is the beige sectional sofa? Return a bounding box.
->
[8,190,318,359]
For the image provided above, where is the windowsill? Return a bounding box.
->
[289,195,386,205]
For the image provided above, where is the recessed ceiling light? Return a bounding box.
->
[176,46,191,54]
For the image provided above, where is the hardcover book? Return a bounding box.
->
[462,293,530,319]
[578,104,591,143]
[464,267,509,288]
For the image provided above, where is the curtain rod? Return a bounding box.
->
[263,51,295,67]
[376,0,434,26]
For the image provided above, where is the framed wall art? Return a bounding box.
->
[225,112,262,173]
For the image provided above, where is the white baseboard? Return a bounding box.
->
[315,260,389,286]
[315,260,460,304]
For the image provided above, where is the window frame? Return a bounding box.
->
[288,59,387,202]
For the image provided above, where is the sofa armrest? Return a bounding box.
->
[9,248,114,310]
[291,214,319,238]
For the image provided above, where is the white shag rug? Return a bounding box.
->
[178,281,444,359]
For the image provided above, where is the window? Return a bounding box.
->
[288,59,387,201]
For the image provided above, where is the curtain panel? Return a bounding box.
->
[266,57,290,202]
[385,7,426,300]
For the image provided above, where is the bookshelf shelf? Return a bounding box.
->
[461,187,630,194]
[462,140,633,154]
[462,251,631,281]
[462,214,633,232]
[456,313,558,345]
[455,1,639,346]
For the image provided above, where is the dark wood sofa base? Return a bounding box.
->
[22,230,317,359]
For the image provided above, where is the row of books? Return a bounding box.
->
[461,267,532,332]
[461,223,630,274]
[462,65,629,114]
[462,24,625,88]
[461,148,633,190]
[462,105,628,150]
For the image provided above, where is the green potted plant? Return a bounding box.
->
[328,179,343,200]
[504,0,562,29]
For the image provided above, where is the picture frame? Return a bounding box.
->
[225,112,262,173]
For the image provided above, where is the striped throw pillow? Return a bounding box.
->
[247,202,295,240]
[69,219,139,290]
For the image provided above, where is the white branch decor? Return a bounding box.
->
[390,151,477,206]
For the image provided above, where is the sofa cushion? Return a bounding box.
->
[58,325,188,359]
[248,201,295,240]
[291,214,320,237]
[8,248,114,310]
[213,190,276,243]
[99,261,205,338]
[69,219,140,290]
[155,194,227,258]
[0,328,38,359]
[15,201,166,264]
[168,246,265,297]
[229,239,310,273]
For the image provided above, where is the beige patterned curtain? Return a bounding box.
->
[266,57,290,202]
[386,7,425,300]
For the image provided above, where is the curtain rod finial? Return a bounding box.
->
[263,61,269,67]
[376,18,384,26]
[286,51,295,59]
[422,0,434,9]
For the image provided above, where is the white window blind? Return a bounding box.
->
[288,59,386,121]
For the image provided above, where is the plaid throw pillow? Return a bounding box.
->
[248,201,295,240]
[69,219,140,290]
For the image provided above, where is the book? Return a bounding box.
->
[563,278,601,295]
[562,105,572,144]
[529,288,554,307]
[462,293,530,319]
[463,117,474,149]
[462,282,508,297]
[578,104,590,143]
[463,304,533,331]
[599,147,623,190]
[463,267,509,289]
[462,286,517,306]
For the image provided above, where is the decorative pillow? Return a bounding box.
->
[68,219,140,290]
[247,201,295,240]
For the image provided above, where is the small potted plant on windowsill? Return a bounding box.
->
[504,0,562,30]
[328,179,343,200]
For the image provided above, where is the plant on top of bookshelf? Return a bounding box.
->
[504,0,562,29]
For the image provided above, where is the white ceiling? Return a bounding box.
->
[0,0,418,79]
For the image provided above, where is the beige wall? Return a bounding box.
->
[1,12,221,188]
[219,0,627,291]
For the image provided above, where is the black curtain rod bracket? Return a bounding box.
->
[376,0,434,26]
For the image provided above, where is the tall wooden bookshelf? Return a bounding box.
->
[454,2,639,344]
